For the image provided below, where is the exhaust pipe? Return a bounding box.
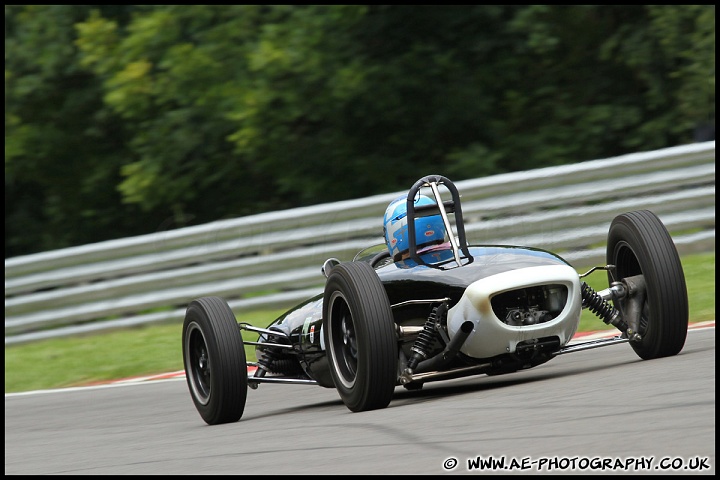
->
[414,320,474,374]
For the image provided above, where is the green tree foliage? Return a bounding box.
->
[645,5,715,139]
[5,5,715,258]
[5,5,168,255]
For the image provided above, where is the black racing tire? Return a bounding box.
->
[323,261,398,412]
[369,250,392,269]
[182,296,248,425]
[607,210,688,360]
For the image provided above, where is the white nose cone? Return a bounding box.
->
[446,265,582,359]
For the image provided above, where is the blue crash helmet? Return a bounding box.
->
[383,194,446,261]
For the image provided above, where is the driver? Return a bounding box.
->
[382,194,450,263]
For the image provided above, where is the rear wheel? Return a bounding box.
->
[607,211,688,359]
[182,296,248,425]
[369,250,392,268]
[323,262,398,412]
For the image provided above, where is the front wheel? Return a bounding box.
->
[323,262,398,412]
[607,210,688,360]
[182,296,248,425]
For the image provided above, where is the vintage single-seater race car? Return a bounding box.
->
[182,174,688,425]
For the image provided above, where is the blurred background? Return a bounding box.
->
[5,5,715,259]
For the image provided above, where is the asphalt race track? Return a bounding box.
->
[5,326,715,475]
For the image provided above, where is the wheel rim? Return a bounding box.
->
[339,314,359,376]
[185,322,211,405]
[613,241,650,337]
[328,292,358,388]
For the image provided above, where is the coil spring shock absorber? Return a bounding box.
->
[256,348,276,372]
[252,338,299,389]
[581,282,629,333]
[407,302,448,371]
[257,348,299,375]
